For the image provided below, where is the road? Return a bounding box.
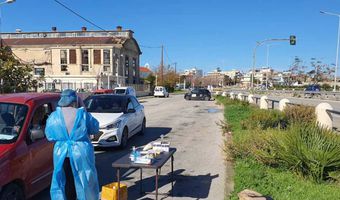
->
[32,94,226,200]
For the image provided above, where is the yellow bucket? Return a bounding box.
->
[101,182,127,200]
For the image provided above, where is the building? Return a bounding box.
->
[2,26,142,91]
[183,67,203,77]
[139,64,152,79]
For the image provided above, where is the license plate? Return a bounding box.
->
[192,94,196,97]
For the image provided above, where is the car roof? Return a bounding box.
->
[87,94,135,99]
[0,93,60,104]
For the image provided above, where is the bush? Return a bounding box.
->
[283,104,316,124]
[241,109,288,130]
[256,124,340,183]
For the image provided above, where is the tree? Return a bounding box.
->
[0,46,39,93]
[309,58,334,83]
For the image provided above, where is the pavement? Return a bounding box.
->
[32,95,227,200]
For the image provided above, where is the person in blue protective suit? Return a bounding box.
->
[45,89,100,200]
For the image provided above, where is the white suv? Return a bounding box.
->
[114,86,136,97]
[154,86,169,97]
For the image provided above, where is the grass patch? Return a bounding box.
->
[216,96,340,199]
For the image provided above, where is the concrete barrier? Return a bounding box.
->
[315,103,333,130]
[248,94,254,104]
[222,91,227,97]
[230,92,235,99]
[279,98,290,111]
[238,93,243,100]
[260,96,268,109]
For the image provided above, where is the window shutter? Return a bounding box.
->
[94,50,101,64]
[69,49,76,64]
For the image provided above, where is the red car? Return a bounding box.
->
[0,93,60,199]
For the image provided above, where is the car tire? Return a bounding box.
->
[0,183,25,200]
[138,118,146,136]
[119,127,128,149]
[185,96,191,101]
[204,96,210,101]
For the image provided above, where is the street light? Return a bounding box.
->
[320,10,340,91]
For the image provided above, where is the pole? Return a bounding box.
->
[160,45,164,85]
[107,73,110,89]
[335,16,340,91]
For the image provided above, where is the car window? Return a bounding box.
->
[115,89,126,94]
[0,103,28,144]
[84,96,125,113]
[131,97,140,108]
[192,89,198,94]
[127,99,134,110]
[29,103,52,143]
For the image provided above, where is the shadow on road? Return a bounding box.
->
[125,169,219,200]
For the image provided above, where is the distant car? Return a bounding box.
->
[184,88,211,101]
[114,87,136,97]
[84,94,145,148]
[304,84,321,97]
[0,93,60,200]
[154,86,169,98]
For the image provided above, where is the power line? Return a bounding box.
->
[164,47,173,65]
[139,45,162,49]
[53,0,106,31]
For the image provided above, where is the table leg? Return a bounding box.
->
[171,155,174,196]
[140,168,143,195]
[155,168,159,200]
[117,168,120,200]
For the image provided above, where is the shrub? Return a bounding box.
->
[283,104,316,124]
[242,109,288,130]
[258,124,340,183]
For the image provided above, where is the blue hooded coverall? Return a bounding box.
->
[45,107,100,200]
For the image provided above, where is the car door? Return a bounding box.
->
[131,97,144,132]
[126,98,138,137]
[26,102,55,195]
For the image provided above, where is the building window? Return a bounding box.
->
[34,68,45,76]
[60,50,68,71]
[81,49,89,72]
[94,50,101,65]
[69,49,76,64]
[132,58,136,77]
[103,66,110,72]
[103,50,110,65]
[125,56,129,76]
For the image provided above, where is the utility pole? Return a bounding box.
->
[160,45,164,85]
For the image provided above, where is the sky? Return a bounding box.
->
[1,0,340,75]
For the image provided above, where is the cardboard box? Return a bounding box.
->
[101,182,127,200]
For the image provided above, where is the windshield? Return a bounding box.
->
[0,103,28,144]
[115,89,126,94]
[84,96,126,113]
[155,87,163,92]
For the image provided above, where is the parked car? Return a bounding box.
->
[0,93,60,200]
[93,89,114,94]
[154,86,169,98]
[84,94,145,148]
[114,87,136,97]
[184,88,211,101]
[304,84,321,98]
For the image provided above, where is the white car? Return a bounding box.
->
[154,86,169,97]
[114,86,136,97]
[84,94,146,148]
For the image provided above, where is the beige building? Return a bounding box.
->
[2,26,142,91]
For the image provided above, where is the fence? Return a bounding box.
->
[222,91,340,131]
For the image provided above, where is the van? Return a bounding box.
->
[154,86,169,98]
[114,87,136,97]
[0,93,60,199]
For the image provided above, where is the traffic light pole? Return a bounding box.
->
[251,38,291,90]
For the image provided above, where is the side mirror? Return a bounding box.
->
[127,108,136,113]
[30,128,45,142]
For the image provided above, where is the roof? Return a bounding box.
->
[140,67,152,73]
[0,93,60,104]
[2,37,128,46]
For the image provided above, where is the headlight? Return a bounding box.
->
[106,120,121,130]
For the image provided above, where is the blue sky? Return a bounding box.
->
[1,0,340,75]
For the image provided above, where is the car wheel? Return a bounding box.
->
[0,183,25,200]
[185,96,191,101]
[139,118,146,136]
[119,127,128,149]
[204,96,210,101]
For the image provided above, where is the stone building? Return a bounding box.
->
[2,26,142,91]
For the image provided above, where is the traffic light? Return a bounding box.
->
[290,35,296,45]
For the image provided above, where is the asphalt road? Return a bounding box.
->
[32,94,226,200]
